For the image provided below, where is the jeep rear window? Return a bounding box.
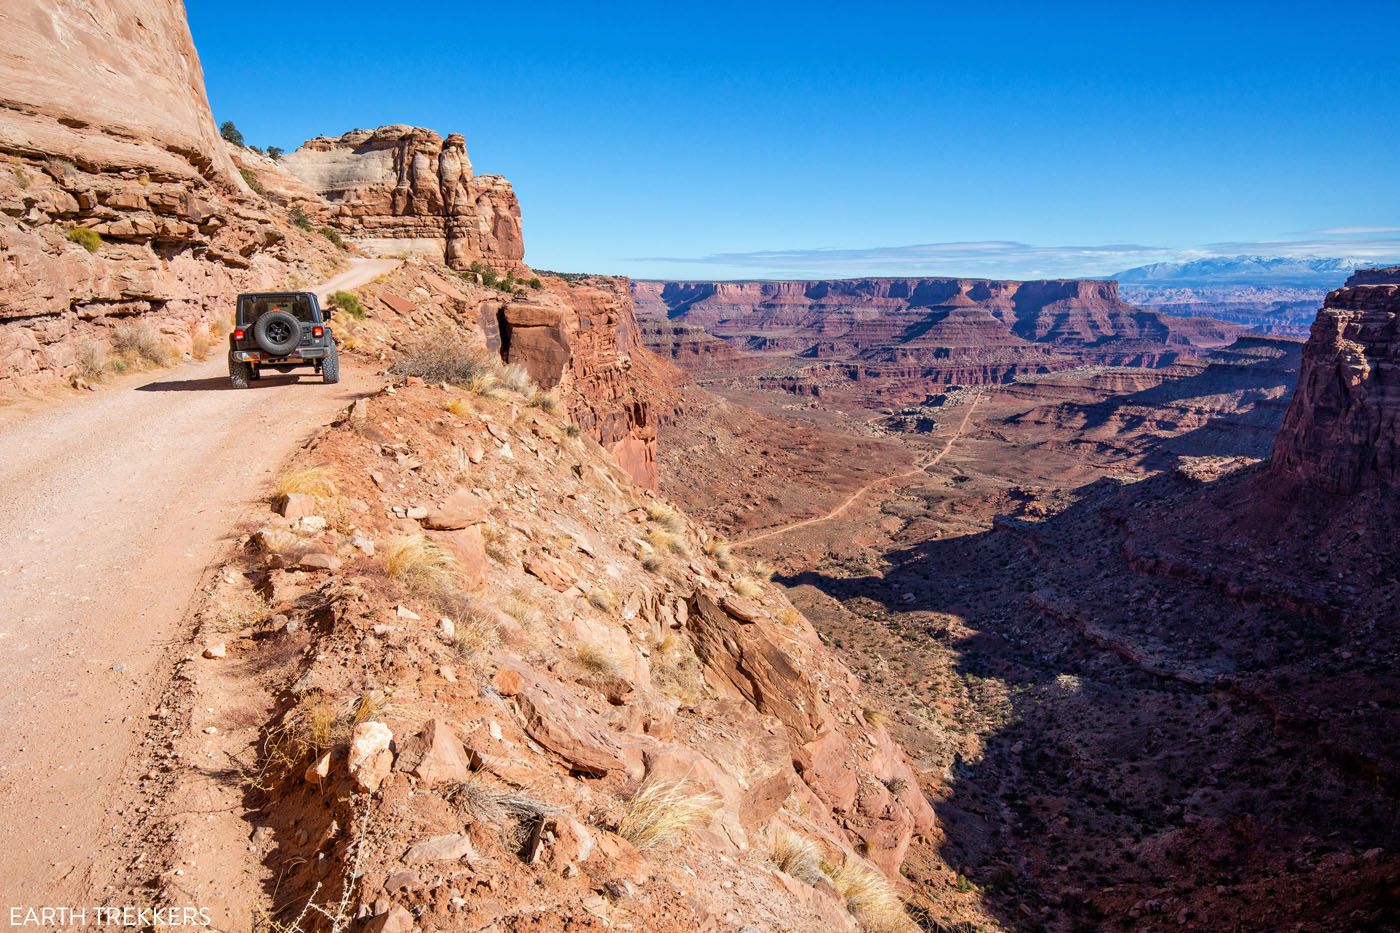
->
[240,295,315,323]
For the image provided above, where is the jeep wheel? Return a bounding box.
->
[322,341,340,384]
[253,309,301,356]
[229,359,252,389]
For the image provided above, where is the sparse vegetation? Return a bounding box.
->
[448,773,557,826]
[638,545,663,572]
[258,689,386,786]
[328,290,366,319]
[768,830,824,884]
[778,606,803,627]
[647,526,683,555]
[452,612,501,661]
[646,502,683,533]
[66,226,101,253]
[752,559,776,580]
[275,465,338,500]
[527,277,543,290]
[74,338,110,381]
[649,633,708,703]
[385,534,458,598]
[498,362,534,394]
[12,165,32,188]
[824,859,917,932]
[560,422,582,439]
[617,780,715,853]
[576,642,624,679]
[290,205,313,231]
[205,585,269,632]
[219,120,244,147]
[392,337,525,398]
[317,226,345,249]
[444,396,473,417]
[527,388,559,414]
[862,707,892,729]
[731,577,763,599]
[239,165,266,196]
[267,146,284,159]
[704,537,736,570]
[110,320,176,368]
[586,589,617,614]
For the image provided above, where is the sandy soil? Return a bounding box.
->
[0,259,393,905]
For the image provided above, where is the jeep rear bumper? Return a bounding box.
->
[230,346,329,363]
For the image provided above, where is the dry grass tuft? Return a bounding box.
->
[650,634,708,704]
[448,773,558,825]
[576,642,624,679]
[276,466,338,500]
[74,338,110,381]
[617,780,715,853]
[444,395,473,417]
[587,589,618,614]
[647,527,684,555]
[778,606,804,627]
[824,859,917,933]
[206,584,269,632]
[638,546,663,572]
[862,707,892,729]
[453,612,501,661]
[731,577,763,599]
[704,537,736,570]
[559,422,583,439]
[527,389,560,414]
[385,534,457,593]
[498,362,534,395]
[646,502,683,532]
[392,337,499,388]
[752,560,777,581]
[769,829,825,884]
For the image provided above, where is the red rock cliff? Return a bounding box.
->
[1270,267,1400,493]
[279,125,524,271]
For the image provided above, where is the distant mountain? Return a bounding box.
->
[1112,256,1376,289]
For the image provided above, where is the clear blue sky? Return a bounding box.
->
[188,1,1400,279]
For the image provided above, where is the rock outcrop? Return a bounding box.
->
[279,126,524,270]
[1270,267,1400,493]
[0,0,337,389]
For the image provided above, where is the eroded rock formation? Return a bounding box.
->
[1270,267,1400,493]
[280,126,524,270]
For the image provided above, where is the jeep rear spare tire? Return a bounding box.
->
[253,309,300,356]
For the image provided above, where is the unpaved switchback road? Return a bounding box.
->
[0,258,393,904]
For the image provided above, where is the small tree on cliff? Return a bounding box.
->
[219,121,245,147]
[266,146,284,159]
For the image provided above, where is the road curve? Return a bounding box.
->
[0,259,393,903]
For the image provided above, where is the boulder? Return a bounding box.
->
[394,719,471,786]
[511,669,643,776]
[362,905,414,933]
[423,488,488,530]
[426,527,487,590]
[347,721,394,792]
[277,493,319,519]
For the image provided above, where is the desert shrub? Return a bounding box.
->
[769,830,825,884]
[617,780,714,853]
[448,773,557,825]
[453,612,501,661]
[646,502,683,533]
[266,146,284,159]
[824,859,916,933]
[650,633,707,703]
[752,559,776,580]
[289,205,313,231]
[110,320,176,367]
[862,707,892,729]
[239,166,266,196]
[444,396,473,417]
[219,121,245,146]
[560,422,582,439]
[328,290,366,319]
[12,165,32,188]
[205,584,269,633]
[778,606,803,627]
[586,589,617,614]
[74,338,110,380]
[638,546,663,572]
[66,226,101,253]
[647,527,684,555]
[275,465,338,500]
[527,277,543,290]
[317,226,344,248]
[392,338,499,387]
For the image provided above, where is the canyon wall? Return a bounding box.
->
[0,0,336,389]
[1270,267,1400,493]
[280,126,525,271]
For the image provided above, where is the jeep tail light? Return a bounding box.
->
[233,328,245,340]
[312,326,324,338]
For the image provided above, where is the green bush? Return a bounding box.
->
[318,226,345,249]
[328,290,366,319]
[266,146,284,159]
[66,227,101,253]
[219,121,244,147]
[467,260,499,288]
[290,205,313,231]
[527,277,543,290]
[238,166,265,196]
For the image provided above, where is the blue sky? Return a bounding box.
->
[188,1,1400,279]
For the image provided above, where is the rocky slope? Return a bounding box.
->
[633,278,1241,404]
[0,0,341,390]
[280,126,525,271]
[1270,266,1400,493]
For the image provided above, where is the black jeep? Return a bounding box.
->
[228,291,340,388]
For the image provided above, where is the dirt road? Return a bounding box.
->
[0,259,393,905]
[735,395,980,548]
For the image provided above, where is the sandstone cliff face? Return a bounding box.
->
[1270,267,1400,493]
[0,0,336,389]
[280,126,525,270]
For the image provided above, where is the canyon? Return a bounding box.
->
[0,2,1394,931]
